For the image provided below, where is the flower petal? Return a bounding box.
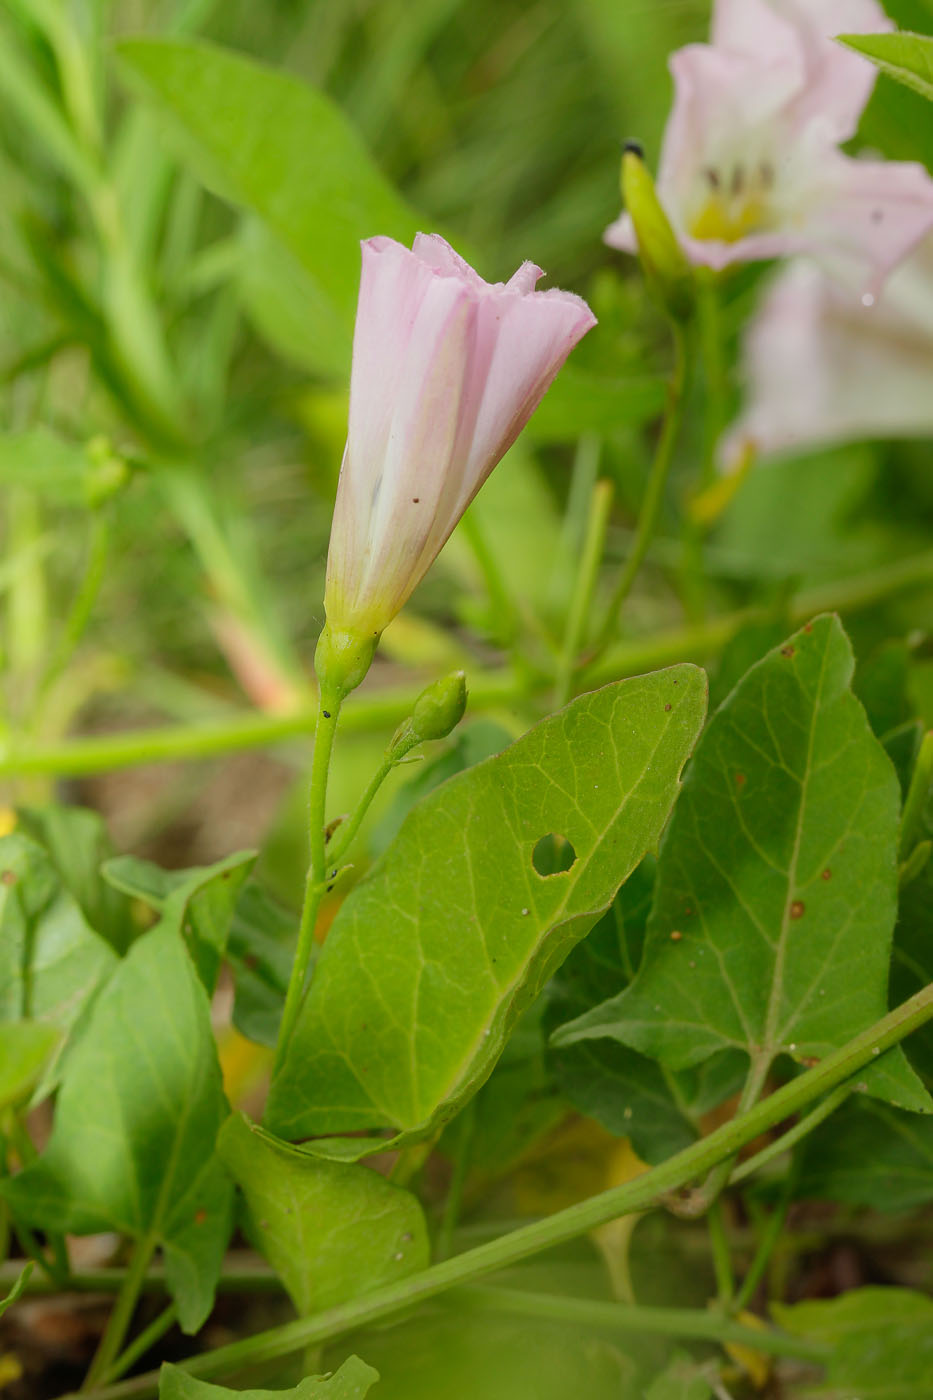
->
[804,152,933,294]
[723,244,933,464]
[325,235,596,638]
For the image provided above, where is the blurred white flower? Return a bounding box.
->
[722,239,933,465]
[606,0,933,293]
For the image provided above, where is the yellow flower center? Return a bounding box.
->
[688,162,776,243]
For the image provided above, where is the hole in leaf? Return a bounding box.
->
[532,833,577,877]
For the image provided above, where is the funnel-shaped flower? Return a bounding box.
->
[605,0,933,293]
[722,240,933,464]
[323,234,596,648]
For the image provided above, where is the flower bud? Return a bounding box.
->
[388,670,468,759]
[620,144,695,323]
[410,670,467,742]
[323,233,595,646]
[83,436,129,509]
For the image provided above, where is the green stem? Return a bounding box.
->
[687,1054,772,1217]
[3,548,933,782]
[71,982,933,1400]
[10,1220,61,1286]
[458,1285,825,1362]
[681,272,727,623]
[900,729,933,860]
[593,323,690,654]
[732,1173,796,1315]
[729,1084,852,1188]
[272,681,342,1076]
[82,1235,157,1391]
[35,512,111,716]
[554,477,614,708]
[0,1257,283,1296]
[5,488,48,721]
[326,753,397,870]
[547,433,602,614]
[101,1305,177,1386]
[707,1200,734,1306]
[459,507,516,646]
[436,1101,477,1262]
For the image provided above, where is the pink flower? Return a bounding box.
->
[722,240,933,464]
[605,0,933,293]
[324,233,596,641]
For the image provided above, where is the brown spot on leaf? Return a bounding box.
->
[664,703,672,712]
[822,868,832,880]
[781,645,795,658]
[670,930,683,942]
[194,1208,208,1225]
[735,772,746,787]
[790,900,805,919]
[1,870,16,886]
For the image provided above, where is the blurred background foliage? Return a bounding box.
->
[0,0,932,895]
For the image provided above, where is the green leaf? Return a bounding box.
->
[0,1262,33,1320]
[0,833,117,1067]
[17,804,135,954]
[524,367,666,442]
[369,720,512,857]
[644,1355,713,1400]
[713,446,876,580]
[773,1288,933,1398]
[459,1000,566,1176]
[0,1020,61,1109]
[115,37,418,376]
[103,849,256,993]
[159,1356,379,1400]
[227,884,295,1049]
[840,30,933,103]
[554,616,930,1113]
[0,427,99,503]
[447,448,564,621]
[0,922,233,1332]
[235,219,351,380]
[219,1113,428,1315]
[797,1096,933,1211]
[546,869,744,1163]
[854,640,914,742]
[325,1295,637,1400]
[267,666,707,1142]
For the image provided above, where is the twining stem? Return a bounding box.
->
[593,322,691,654]
[554,477,614,708]
[729,1083,853,1188]
[683,1054,772,1216]
[732,1169,798,1315]
[4,549,933,781]
[707,1199,734,1307]
[458,1285,826,1362]
[101,1305,177,1386]
[74,981,933,1400]
[326,751,401,869]
[436,1100,477,1262]
[82,1234,157,1391]
[272,680,343,1075]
